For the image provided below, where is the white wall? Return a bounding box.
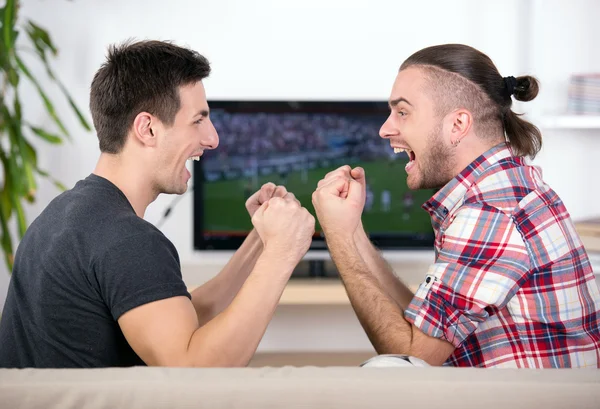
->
[526,0,600,221]
[1,0,598,352]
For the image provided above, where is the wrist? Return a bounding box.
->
[252,253,296,285]
[249,229,264,248]
[324,229,357,252]
[353,221,368,243]
[261,245,302,268]
[321,223,357,246]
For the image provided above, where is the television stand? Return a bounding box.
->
[308,260,325,277]
[293,259,339,279]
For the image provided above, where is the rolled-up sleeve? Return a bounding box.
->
[405,204,531,347]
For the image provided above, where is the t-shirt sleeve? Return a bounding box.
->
[404,204,531,348]
[94,230,191,320]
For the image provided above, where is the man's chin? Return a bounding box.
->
[161,184,188,196]
[176,184,189,195]
[407,176,441,191]
[406,174,421,190]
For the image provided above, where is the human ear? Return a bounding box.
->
[132,112,158,147]
[449,109,473,146]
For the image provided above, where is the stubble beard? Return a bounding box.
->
[409,125,457,190]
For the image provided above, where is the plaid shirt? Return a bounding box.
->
[405,143,600,368]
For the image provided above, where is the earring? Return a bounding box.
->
[452,139,461,147]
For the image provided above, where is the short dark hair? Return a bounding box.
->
[401,44,542,159]
[89,40,211,154]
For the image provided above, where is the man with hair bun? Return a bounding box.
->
[313,44,600,368]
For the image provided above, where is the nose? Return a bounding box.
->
[379,112,397,140]
[203,119,219,150]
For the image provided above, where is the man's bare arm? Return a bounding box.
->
[120,251,293,367]
[327,235,454,365]
[190,229,263,326]
[353,222,415,310]
[311,165,454,365]
[120,197,315,367]
[190,183,297,326]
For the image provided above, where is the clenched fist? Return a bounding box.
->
[312,165,366,240]
[245,182,298,218]
[251,197,315,265]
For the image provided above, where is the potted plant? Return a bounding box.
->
[0,0,90,271]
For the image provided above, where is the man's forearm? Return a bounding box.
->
[191,229,263,326]
[353,226,415,310]
[186,251,293,367]
[327,235,414,355]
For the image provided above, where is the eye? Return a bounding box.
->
[397,110,407,117]
[194,118,203,125]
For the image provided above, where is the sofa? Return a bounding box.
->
[1,366,599,409]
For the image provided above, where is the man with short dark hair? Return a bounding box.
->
[0,40,315,368]
[312,44,600,368]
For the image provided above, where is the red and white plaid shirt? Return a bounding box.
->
[405,143,600,367]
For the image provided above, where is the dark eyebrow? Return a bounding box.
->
[388,97,413,109]
[194,109,210,118]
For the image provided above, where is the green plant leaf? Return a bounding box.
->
[6,65,19,87]
[53,180,67,191]
[0,4,91,273]
[36,168,68,191]
[7,147,24,196]
[22,137,38,168]
[29,126,63,144]
[55,79,92,131]
[13,94,22,120]
[0,150,14,221]
[15,56,70,137]
[27,21,57,55]
[0,187,12,222]
[2,0,17,50]
[24,21,52,76]
[2,137,28,239]
[1,100,39,199]
[0,201,14,272]
[0,104,26,196]
[22,20,92,132]
[33,54,93,132]
[2,103,38,199]
[17,138,37,198]
[10,189,27,238]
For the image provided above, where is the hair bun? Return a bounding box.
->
[513,75,539,102]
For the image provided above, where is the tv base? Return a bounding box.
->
[292,259,340,279]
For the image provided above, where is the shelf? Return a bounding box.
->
[536,115,600,129]
[186,280,350,305]
[187,268,599,306]
[279,280,350,305]
[187,280,420,306]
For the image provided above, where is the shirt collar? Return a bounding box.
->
[422,143,523,227]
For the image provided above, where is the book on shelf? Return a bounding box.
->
[574,217,600,253]
[568,74,600,115]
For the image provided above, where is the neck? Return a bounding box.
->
[453,135,504,176]
[93,152,158,218]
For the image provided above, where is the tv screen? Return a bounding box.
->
[193,101,435,251]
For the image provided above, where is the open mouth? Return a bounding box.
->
[184,153,202,181]
[393,147,416,161]
[393,147,416,172]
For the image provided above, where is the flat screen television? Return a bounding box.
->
[193,100,435,252]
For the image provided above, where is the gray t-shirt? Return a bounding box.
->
[0,174,190,368]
